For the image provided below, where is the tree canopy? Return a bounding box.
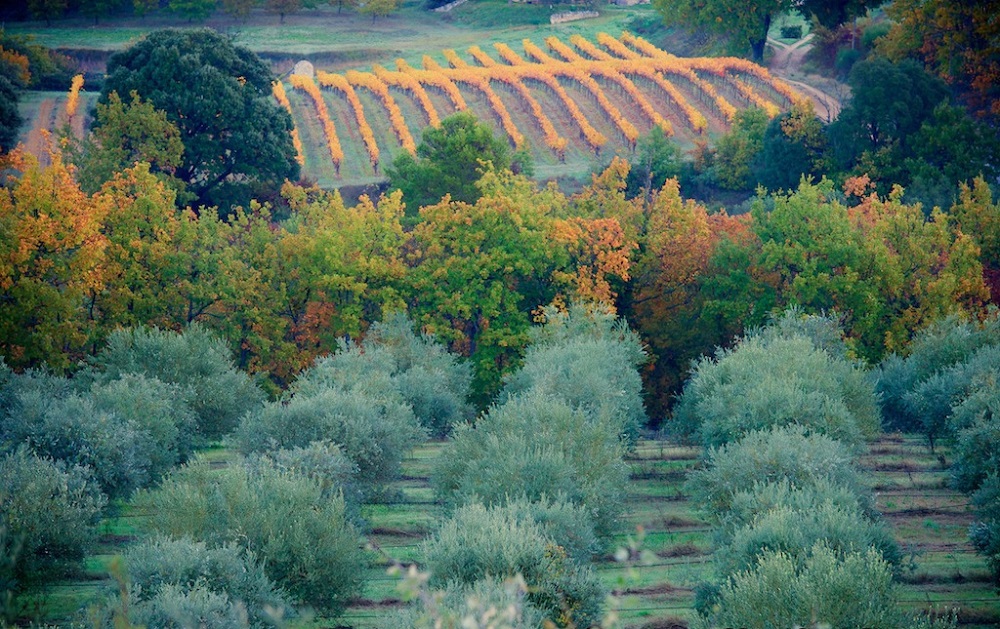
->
[101,29,299,210]
[387,111,529,215]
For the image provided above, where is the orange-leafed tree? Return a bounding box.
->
[0,149,109,370]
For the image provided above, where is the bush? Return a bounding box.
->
[294,312,472,437]
[385,576,545,629]
[876,313,1000,432]
[686,425,866,518]
[89,325,265,440]
[433,392,628,538]
[88,373,198,481]
[502,339,646,444]
[234,386,424,498]
[0,448,105,587]
[969,474,1000,585]
[905,344,1000,450]
[128,584,252,629]
[723,477,876,535]
[952,416,1000,494]
[780,25,803,39]
[108,536,290,628]
[715,501,901,579]
[248,441,359,504]
[697,543,900,629]
[136,456,365,615]
[673,331,880,448]
[3,391,153,499]
[423,501,605,628]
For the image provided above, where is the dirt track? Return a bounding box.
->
[767,34,844,122]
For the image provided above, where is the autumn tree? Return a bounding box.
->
[0,150,109,370]
[755,100,830,191]
[102,29,299,211]
[879,0,1000,122]
[406,171,568,403]
[359,0,398,21]
[68,90,185,196]
[700,179,989,362]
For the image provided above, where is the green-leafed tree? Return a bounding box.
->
[712,107,769,190]
[359,0,397,21]
[387,111,526,216]
[221,0,258,20]
[652,0,792,62]
[68,90,185,196]
[101,29,299,211]
[79,0,126,23]
[26,0,68,24]
[168,0,216,20]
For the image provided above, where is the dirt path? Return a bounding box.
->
[767,34,844,122]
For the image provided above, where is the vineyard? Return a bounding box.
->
[278,32,800,185]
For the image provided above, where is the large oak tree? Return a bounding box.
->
[101,29,299,211]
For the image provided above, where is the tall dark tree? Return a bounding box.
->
[101,29,300,210]
[0,76,22,154]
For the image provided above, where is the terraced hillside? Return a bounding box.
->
[277,32,800,187]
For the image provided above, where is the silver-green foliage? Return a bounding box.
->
[423,501,605,629]
[877,312,1000,432]
[715,501,901,579]
[697,544,901,629]
[905,344,1000,449]
[294,312,472,437]
[433,392,628,538]
[111,536,290,628]
[3,391,153,499]
[89,325,265,440]
[503,303,647,442]
[0,447,105,584]
[1,370,199,498]
[384,577,545,629]
[234,386,423,497]
[136,456,364,615]
[673,332,879,448]
[686,425,866,519]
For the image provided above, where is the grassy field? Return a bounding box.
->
[15,433,996,628]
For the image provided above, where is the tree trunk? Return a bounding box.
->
[750,13,772,64]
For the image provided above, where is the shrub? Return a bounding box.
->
[506,305,647,444]
[129,584,252,629]
[686,425,866,518]
[248,440,359,504]
[673,333,879,448]
[423,501,605,628]
[3,391,152,499]
[89,325,265,440]
[906,344,1000,450]
[234,386,424,498]
[876,313,1000,432]
[952,416,1000,494]
[697,543,900,629]
[969,474,1000,585]
[136,456,365,615]
[89,373,198,481]
[387,576,545,629]
[293,312,472,437]
[0,448,105,587]
[433,392,628,538]
[723,477,876,535]
[715,501,901,579]
[108,536,290,628]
